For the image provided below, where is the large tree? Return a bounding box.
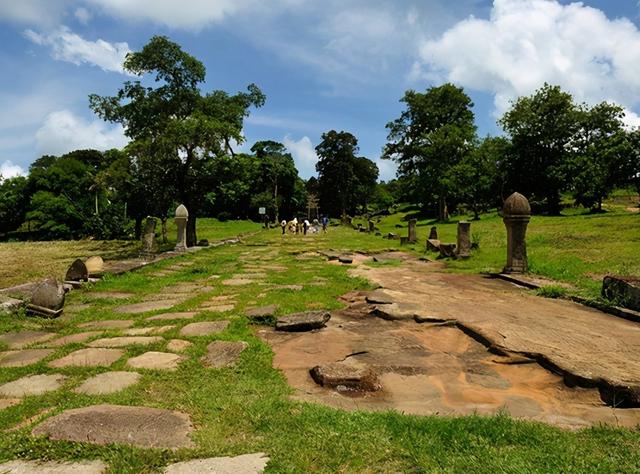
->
[499,83,578,214]
[89,36,265,245]
[383,83,476,220]
[315,130,378,217]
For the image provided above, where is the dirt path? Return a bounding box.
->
[260,253,640,429]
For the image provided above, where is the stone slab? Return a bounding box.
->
[222,279,254,286]
[78,320,134,330]
[0,460,107,473]
[85,292,134,300]
[32,404,194,449]
[0,374,67,397]
[0,331,56,349]
[123,326,175,336]
[88,337,163,348]
[49,348,123,368]
[0,349,54,367]
[180,321,230,337]
[198,304,235,313]
[44,332,102,347]
[166,339,193,353]
[0,399,21,410]
[74,371,141,395]
[164,453,270,474]
[146,312,197,321]
[310,361,381,392]
[275,311,330,332]
[201,341,248,368]
[246,304,278,322]
[126,351,184,371]
[115,300,179,314]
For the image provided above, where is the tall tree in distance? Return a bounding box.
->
[383,83,476,220]
[315,130,378,217]
[90,36,265,245]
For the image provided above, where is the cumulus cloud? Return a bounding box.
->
[283,135,318,179]
[36,109,128,156]
[74,7,92,24]
[24,26,130,73]
[0,0,72,26]
[414,0,640,117]
[0,161,25,180]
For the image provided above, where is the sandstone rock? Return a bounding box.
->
[88,336,163,348]
[0,460,107,473]
[85,256,104,276]
[275,311,330,332]
[222,278,254,286]
[166,339,192,353]
[146,312,197,321]
[31,278,65,311]
[78,320,134,330]
[0,349,54,367]
[180,320,229,337]
[115,300,179,314]
[426,239,441,252]
[86,291,133,300]
[0,296,22,314]
[0,374,67,397]
[0,330,56,349]
[438,243,457,258]
[48,348,123,368]
[126,351,184,371]
[164,453,270,474]
[201,341,248,368]
[123,326,175,336]
[32,404,194,449]
[0,399,21,410]
[65,259,88,282]
[602,276,640,311]
[338,256,353,264]
[198,304,235,313]
[371,302,422,321]
[74,371,141,395]
[246,304,278,322]
[44,332,101,347]
[310,361,381,392]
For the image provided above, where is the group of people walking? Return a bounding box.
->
[280,216,329,235]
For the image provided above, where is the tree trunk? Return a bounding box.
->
[95,193,99,216]
[274,182,279,224]
[134,216,143,240]
[187,216,197,247]
[161,218,168,243]
[438,196,449,221]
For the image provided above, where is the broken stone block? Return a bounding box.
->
[275,311,330,332]
[426,239,441,252]
[29,278,65,317]
[65,259,89,282]
[439,243,457,258]
[338,256,353,264]
[602,276,640,311]
[201,341,248,368]
[310,361,381,392]
[246,304,278,323]
[85,256,104,277]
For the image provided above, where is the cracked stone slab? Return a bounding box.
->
[0,459,107,473]
[32,404,194,449]
[201,341,248,368]
[44,332,102,347]
[179,321,230,337]
[275,311,331,332]
[166,339,193,353]
[115,300,180,314]
[78,320,134,330]
[0,374,67,397]
[146,312,197,321]
[49,348,123,368]
[126,351,185,371]
[123,326,175,336]
[0,349,54,367]
[164,453,270,474]
[87,336,164,348]
[74,371,141,395]
[0,331,56,349]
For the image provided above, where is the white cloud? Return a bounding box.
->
[24,26,130,73]
[0,161,25,180]
[414,0,640,117]
[622,109,640,130]
[74,7,92,24]
[283,135,318,179]
[0,0,71,26]
[36,109,128,156]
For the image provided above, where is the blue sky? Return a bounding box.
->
[1,0,640,182]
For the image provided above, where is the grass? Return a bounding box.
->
[0,219,261,289]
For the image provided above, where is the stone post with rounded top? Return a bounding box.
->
[456,221,471,258]
[175,204,189,252]
[503,192,531,273]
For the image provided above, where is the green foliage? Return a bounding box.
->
[0,176,28,234]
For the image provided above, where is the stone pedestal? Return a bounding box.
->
[368,220,375,233]
[503,193,531,273]
[174,205,189,252]
[408,219,417,243]
[456,221,471,258]
[428,226,438,240]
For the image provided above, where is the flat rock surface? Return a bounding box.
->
[0,459,107,473]
[122,325,175,336]
[146,312,197,321]
[115,300,179,314]
[0,349,54,367]
[222,278,254,286]
[198,303,235,312]
[180,320,230,337]
[78,320,134,330]
[32,404,194,449]
[246,304,278,321]
[276,311,330,332]
[88,336,164,348]
[74,371,141,395]
[310,361,380,392]
[0,330,56,349]
[44,332,102,347]
[0,399,21,410]
[126,351,184,371]
[201,341,248,368]
[49,348,123,368]
[166,339,193,353]
[164,453,270,474]
[0,374,67,397]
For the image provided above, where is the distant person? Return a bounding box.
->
[322,215,328,233]
[280,220,287,235]
[303,219,309,235]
